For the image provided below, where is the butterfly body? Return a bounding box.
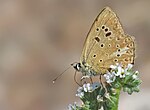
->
[74,7,135,76]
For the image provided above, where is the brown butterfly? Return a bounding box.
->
[73,7,135,76]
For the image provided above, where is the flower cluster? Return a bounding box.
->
[76,82,100,98]
[104,63,137,83]
[68,63,141,110]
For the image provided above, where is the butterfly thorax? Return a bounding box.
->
[73,62,97,76]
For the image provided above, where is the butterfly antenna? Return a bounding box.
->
[52,66,71,84]
[52,62,77,84]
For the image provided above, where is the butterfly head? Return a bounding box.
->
[71,62,81,72]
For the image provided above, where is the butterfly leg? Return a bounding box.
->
[99,75,108,94]
[74,71,82,86]
[99,75,102,83]
[80,77,84,85]
[90,77,93,84]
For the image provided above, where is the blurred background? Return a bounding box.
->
[0,0,149,110]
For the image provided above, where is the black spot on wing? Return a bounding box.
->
[106,32,111,37]
[95,37,100,42]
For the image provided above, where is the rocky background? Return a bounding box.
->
[0,0,149,110]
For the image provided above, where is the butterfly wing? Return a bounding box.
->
[80,7,135,74]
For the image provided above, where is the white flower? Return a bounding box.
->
[120,74,125,78]
[97,95,103,102]
[83,82,101,92]
[68,104,72,110]
[76,91,84,98]
[127,64,133,70]
[116,66,124,76]
[76,82,101,97]
[68,102,77,110]
[99,106,104,110]
[104,72,116,83]
[132,74,138,79]
[83,83,93,92]
[109,63,134,79]
[105,93,110,99]
[76,87,84,98]
[77,87,83,92]
[110,65,117,69]
[124,64,133,75]
[135,71,139,74]
[110,63,119,70]
[125,71,131,75]
[114,64,126,78]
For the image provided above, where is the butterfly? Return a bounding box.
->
[73,7,135,76]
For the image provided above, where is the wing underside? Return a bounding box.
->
[80,7,135,74]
